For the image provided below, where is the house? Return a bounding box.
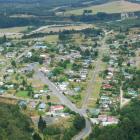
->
[99,96,112,105]
[81,74,86,80]
[40,89,48,93]
[28,101,37,109]
[100,104,110,111]
[34,94,42,99]
[20,64,34,73]
[88,108,100,117]
[26,52,32,58]
[58,82,69,92]
[0,47,4,52]
[103,84,112,90]
[5,42,12,47]
[108,72,114,76]
[0,81,4,86]
[5,52,15,58]
[74,86,81,92]
[50,105,64,113]
[127,88,138,97]
[108,67,114,72]
[34,44,47,49]
[0,61,5,65]
[102,116,119,126]
[0,88,5,95]
[90,118,99,125]
[109,60,115,65]
[98,115,108,122]
[5,84,14,89]
[18,100,27,108]
[6,69,14,74]
[106,75,113,80]
[38,102,46,110]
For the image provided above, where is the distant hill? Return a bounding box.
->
[65,1,140,15]
[0,0,113,16]
[128,0,140,3]
[0,0,113,6]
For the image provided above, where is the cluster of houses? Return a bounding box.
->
[18,99,68,118]
[90,32,140,126]
[80,59,91,80]
[91,114,119,126]
[89,44,121,126]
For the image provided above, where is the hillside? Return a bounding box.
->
[65,0,140,15]
[0,103,33,140]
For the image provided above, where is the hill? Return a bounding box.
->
[65,1,140,15]
[0,103,33,140]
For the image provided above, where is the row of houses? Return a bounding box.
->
[90,46,121,126]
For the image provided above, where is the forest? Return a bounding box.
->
[0,103,33,140]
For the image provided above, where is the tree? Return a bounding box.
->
[0,35,7,44]
[33,133,42,140]
[46,95,50,100]
[38,116,46,133]
[52,67,64,76]
[73,114,85,130]
[11,60,16,67]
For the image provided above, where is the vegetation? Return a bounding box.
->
[0,103,33,140]
[36,113,85,140]
[43,114,85,140]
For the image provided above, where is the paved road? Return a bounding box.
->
[35,70,92,139]
[72,118,91,140]
[36,70,81,114]
[33,37,108,139]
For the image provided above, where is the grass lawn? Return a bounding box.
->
[87,60,107,108]
[65,1,140,15]
[16,91,29,98]
[67,63,72,69]
[44,35,58,43]
[87,79,101,108]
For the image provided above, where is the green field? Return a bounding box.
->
[65,1,140,15]
[16,91,29,98]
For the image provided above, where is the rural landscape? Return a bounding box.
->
[0,0,140,140]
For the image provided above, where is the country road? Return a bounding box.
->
[82,36,108,109]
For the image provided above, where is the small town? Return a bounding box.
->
[0,0,140,140]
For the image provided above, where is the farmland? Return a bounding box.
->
[65,1,140,15]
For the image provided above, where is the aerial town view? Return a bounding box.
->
[0,0,140,140]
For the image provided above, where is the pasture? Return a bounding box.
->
[65,1,140,15]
